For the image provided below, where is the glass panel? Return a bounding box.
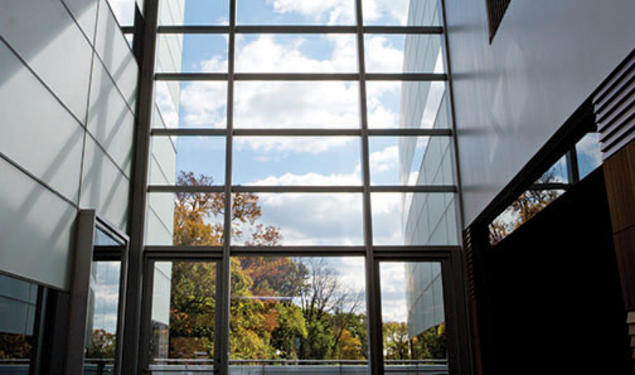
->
[369,136,454,185]
[84,260,121,374]
[234,81,360,128]
[146,191,225,246]
[489,154,570,245]
[576,132,602,179]
[148,261,217,374]
[150,136,226,186]
[362,0,441,26]
[230,256,368,373]
[0,274,38,373]
[237,0,355,25]
[233,136,362,186]
[231,193,363,246]
[156,34,228,73]
[156,81,227,129]
[364,34,444,73]
[159,0,229,25]
[107,0,136,27]
[372,193,458,245]
[366,81,449,129]
[236,34,357,73]
[380,262,448,374]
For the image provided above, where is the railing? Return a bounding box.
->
[148,359,449,375]
[0,359,115,375]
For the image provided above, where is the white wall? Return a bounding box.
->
[0,0,138,290]
[445,0,635,225]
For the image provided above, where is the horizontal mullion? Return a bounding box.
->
[149,185,457,193]
[368,128,452,136]
[232,186,363,193]
[155,73,228,81]
[120,26,135,34]
[151,128,228,136]
[236,25,356,33]
[148,185,225,193]
[363,26,443,34]
[370,185,457,193]
[234,128,360,136]
[150,128,453,137]
[366,73,447,81]
[157,25,231,33]
[155,25,443,34]
[373,246,460,259]
[231,246,366,256]
[235,73,359,81]
[155,73,447,81]
[144,246,224,259]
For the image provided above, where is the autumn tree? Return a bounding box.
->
[489,171,562,245]
[167,171,368,363]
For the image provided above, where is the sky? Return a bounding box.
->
[97,0,604,337]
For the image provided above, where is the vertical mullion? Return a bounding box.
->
[440,0,474,374]
[217,0,236,374]
[355,1,383,375]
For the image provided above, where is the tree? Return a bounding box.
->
[382,322,410,360]
[297,258,366,360]
[489,172,561,245]
[167,171,368,363]
[85,329,116,358]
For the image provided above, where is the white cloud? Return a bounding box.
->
[267,0,356,25]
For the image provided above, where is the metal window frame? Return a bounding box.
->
[127,0,473,374]
[65,210,130,375]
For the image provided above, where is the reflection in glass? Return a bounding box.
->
[576,132,602,179]
[233,136,362,186]
[0,274,38,373]
[364,34,443,73]
[149,261,217,374]
[362,0,441,26]
[230,256,367,373]
[146,190,225,246]
[366,81,448,129]
[489,155,569,245]
[150,136,226,185]
[236,34,357,73]
[372,193,458,246]
[237,0,355,25]
[369,136,454,186]
[380,262,448,374]
[232,193,364,246]
[84,261,121,374]
[234,81,359,129]
[158,0,229,26]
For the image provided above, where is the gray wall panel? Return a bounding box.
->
[0,41,84,203]
[0,0,93,121]
[63,0,100,42]
[0,158,77,290]
[94,0,139,108]
[444,0,635,225]
[80,136,131,231]
[87,56,135,177]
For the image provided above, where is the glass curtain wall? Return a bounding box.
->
[143,0,461,374]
